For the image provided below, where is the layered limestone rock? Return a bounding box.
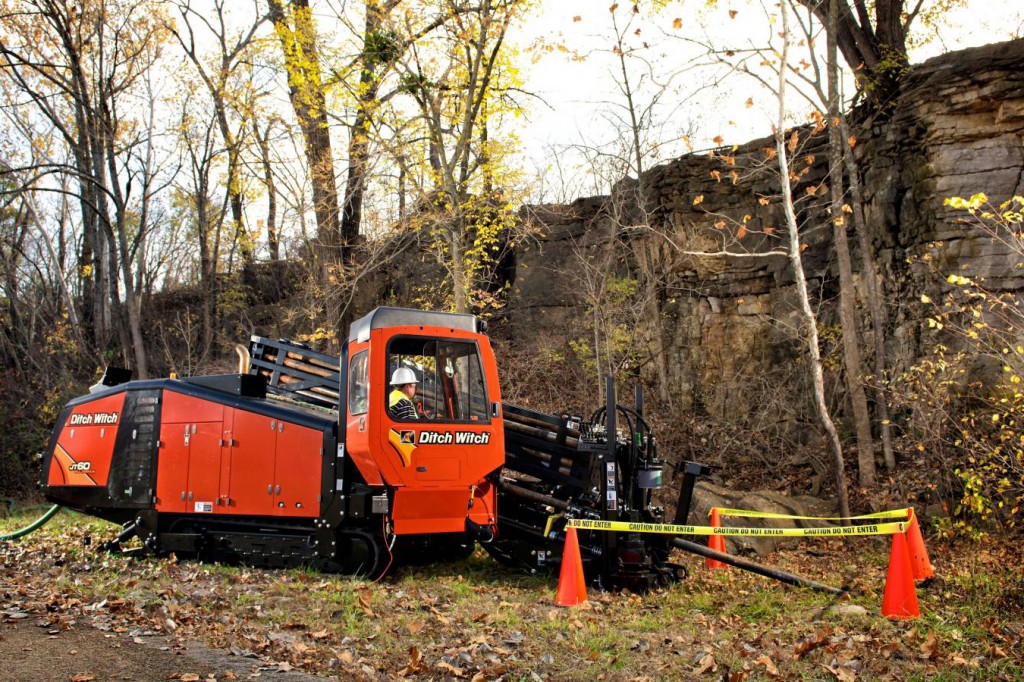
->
[505,38,1024,433]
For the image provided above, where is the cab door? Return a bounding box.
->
[343,344,385,486]
[379,331,503,487]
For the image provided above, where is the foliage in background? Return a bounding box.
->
[896,194,1024,536]
[0,319,95,495]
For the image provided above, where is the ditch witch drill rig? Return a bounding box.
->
[39,307,711,592]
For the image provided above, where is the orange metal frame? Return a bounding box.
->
[345,324,504,534]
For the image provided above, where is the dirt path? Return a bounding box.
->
[0,609,329,682]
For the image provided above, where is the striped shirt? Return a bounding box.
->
[389,389,418,420]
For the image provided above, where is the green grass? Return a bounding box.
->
[3,511,1023,680]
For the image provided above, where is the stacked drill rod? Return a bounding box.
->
[247,336,341,408]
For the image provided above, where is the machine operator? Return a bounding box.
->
[388,367,419,420]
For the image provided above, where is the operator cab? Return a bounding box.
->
[386,337,490,422]
[343,308,503,535]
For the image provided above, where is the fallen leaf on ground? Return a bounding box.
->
[755,654,779,676]
[399,646,426,676]
[823,664,855,682]
[694,653,717,674]
[920,632,940,660]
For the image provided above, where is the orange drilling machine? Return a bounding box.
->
[40,307,704,590]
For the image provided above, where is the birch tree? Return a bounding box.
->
[776,0,851,517]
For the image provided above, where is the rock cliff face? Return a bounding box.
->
[504,38,1024,433]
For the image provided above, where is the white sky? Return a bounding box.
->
[509,0,1024,200]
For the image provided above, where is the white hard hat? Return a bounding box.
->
[390,367,419,385]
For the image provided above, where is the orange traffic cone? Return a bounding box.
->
[905,509,934,581]
[555,527,588,607]
[881,531,920,619]
[706,508,728,570]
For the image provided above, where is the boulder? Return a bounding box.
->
[687,482,837,556]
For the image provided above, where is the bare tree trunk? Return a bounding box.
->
[794,0,912,106]
[839,113,896,470]
[828,0,875,488]
[20,196,80,331]
[610,15,671,405]
[449,221,469,314]
[170,0,265,267]
[638,239,671,404]
[104,125,148,378]
[254,119,280,260]
[339,1,387,247]
[267,0,343,265]
[779,0,850,520]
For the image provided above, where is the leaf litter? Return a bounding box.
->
[0,514,1022,679]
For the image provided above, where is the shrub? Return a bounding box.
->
[898,194,1024,535]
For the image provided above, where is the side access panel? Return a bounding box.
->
[228,409,278,516]
[156,422,191,513]
[184,420,224,513]
[273,421,322,516]
[151,385,331,518]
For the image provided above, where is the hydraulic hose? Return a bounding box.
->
[671,537,847,596]
[0,504,61,541]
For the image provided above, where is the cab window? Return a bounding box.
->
[348,350,369,415]
[386,337,489,422]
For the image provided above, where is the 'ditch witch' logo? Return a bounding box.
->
[388,429,417,467]
[69,411,119,426]
[387,429,493,467]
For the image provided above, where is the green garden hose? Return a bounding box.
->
[0,504,61,540]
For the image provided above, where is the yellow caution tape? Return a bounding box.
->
[712,507,911,522]
[567,518,906,537]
